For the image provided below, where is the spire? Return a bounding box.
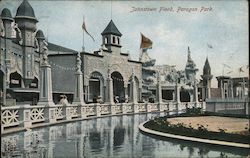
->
[15,0,38,22]
[101,20,122,36]
[203,57,211,75]
[187,46,192,62]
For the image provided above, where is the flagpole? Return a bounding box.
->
[82,29,85,52]
[82,15,85,52]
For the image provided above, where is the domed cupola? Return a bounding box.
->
[1,8,13,38]
[203,57,211,75]
[1,8,13,21]
[14,0,38,47]
[35,30,45,40]
[15,0,37,21]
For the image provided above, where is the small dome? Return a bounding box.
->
[15,0,37,21]
[1,8,13,21]
[36,30,45,40]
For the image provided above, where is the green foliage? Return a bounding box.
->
[186,107,203,115]
[144,115,250,144]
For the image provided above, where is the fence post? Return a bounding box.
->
[44,106,56,123]
[19,105,32,129]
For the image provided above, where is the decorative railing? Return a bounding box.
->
[30,106,45,123]
[1,102,207,133]
[86,104,96,116]
[138,103,146,112]
[1,106,20,128]
[150,103,158,111]
[115,104,123,114]
[55,105,63,120]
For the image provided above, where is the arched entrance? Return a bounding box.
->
[9,71,22,88]
[111,71,124,102]
[180,90,190,102]
[89,71,104,103]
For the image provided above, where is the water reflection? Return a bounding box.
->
[1,113,248,158]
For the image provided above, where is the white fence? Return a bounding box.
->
[206,98,248,115]
[1,102,205,133]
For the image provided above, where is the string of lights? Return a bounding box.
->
[49,61,77,71]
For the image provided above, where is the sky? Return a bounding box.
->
[0,0,249,87]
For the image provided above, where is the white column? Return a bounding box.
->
[156,71,162,103]
[73,52,85,105]
[130,71,137,104]
[105,68,114,105]
[37,40,54,106]
[175,83,180,103]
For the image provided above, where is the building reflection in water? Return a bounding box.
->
[1,113,248,158]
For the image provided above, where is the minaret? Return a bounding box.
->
[101,20,122,53]
[14,0,38,87]
[1,8,14,105]
[201,57,213,100]
[1,8,13,38]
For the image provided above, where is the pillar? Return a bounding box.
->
[105,68,114,105]
[37,40,54,106]
[220,80,224,98]
[73,52,85,106]
[175,82,180,111]
[175,83,180,103]
[156,71,162,103]
[130,70,138,104]
[193,81,199,107]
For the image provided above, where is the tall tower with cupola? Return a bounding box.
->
[101,20,122,53]
[14,0,38,86]
[201,57,213,99]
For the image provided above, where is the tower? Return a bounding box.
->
[185,46,198,82]
[14,0,38,87]
[101,20,122,53]
[0,8,14,105]
[1,8,13,39]
[201,57,213,100]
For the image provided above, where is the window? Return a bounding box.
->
[117,37,120,45]
[105,37,108,44]
[113,36,116,44]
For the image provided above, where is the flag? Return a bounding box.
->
[223,63,231,68]
[140,33,153,49]
[239,67,244,72]
[226,71,232,74]
[207,44,213,49]
[82,18,95,42]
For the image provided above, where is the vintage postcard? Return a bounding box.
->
[0,0,249,157]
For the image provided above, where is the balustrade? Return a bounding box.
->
[1,102,206,133]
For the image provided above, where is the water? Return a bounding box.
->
[1,113,249,158]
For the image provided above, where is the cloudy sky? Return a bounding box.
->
[0,0,248,87]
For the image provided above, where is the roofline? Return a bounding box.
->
[128,59,142,64]
[82,52,104,58]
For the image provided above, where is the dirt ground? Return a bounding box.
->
[168,116,249,134]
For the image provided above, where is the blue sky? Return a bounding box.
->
[0,0,248,87]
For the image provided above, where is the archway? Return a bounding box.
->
[9,71,22,88]
[111,71,124,102]
[89,71,104,103]
[180,90,190,102]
